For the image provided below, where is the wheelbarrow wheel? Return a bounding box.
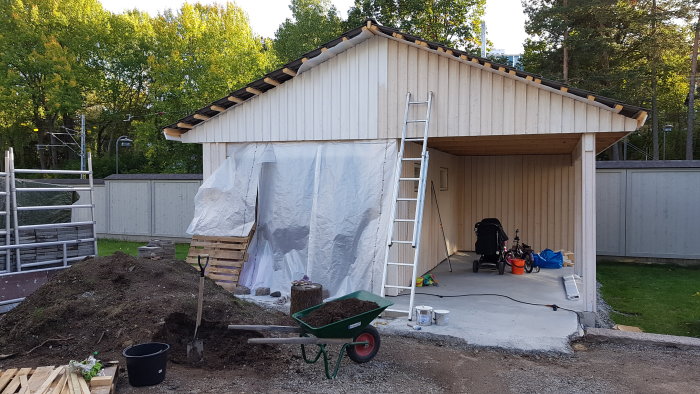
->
[346,325,380,364]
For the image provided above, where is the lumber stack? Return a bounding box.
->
[0,364,117,394]
[187,232,254,291]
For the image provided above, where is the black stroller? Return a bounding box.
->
[473,218,509,275]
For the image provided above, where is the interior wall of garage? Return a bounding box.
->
[388,143,463,288]
[461,154,576,254]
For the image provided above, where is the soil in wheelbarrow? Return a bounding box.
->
[300,298,379,328]
[0,252,294,370]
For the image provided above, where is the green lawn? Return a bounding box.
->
[97,239,189,260]
[597,261,700,337]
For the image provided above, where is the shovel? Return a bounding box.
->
[187,254,209,362]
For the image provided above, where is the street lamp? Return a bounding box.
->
[662,125,672,160]
[115,135,133,174]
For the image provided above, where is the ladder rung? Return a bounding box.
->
[394,219,415,222]
[397,198,417,201]
[391,240,413,244]
[409,101,429,104]
[401,158,422,161]
[404,138,425,141]
[384,285,412,290]
[399,177,419,181]
[387,262,414,267]
[406,120,427,123]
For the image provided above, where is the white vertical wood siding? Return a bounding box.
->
[182,36,638,145]
[182,37,386,144]
[461,154,576,254]
[381,39,636,138]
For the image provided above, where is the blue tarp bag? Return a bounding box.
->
[533,249,563,269]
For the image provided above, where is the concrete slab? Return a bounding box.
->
[377,252,583,353]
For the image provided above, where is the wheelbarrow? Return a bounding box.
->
[228,290,393,379]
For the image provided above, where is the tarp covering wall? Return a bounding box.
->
[188,140,397,298]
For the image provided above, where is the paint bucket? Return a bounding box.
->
[433,309,450,325]
[511,258,525,275]
[414,305,433,326]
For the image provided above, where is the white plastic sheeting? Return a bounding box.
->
[189,140,397,298]
[187,144,275,237]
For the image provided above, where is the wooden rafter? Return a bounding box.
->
[193,114,210,121]
[228,96,244,104]
[163,128,183,136]
[263,77,281,86]
[176,122,194,129]
[282,67,297,77]
[210,105,226,112]
[246,87,263,96]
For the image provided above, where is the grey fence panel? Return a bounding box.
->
[153,181,201,237]
[596,170,626,256]
[596,164,700,259]
[107,181,152,236]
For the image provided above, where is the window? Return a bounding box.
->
[439,167,448,191]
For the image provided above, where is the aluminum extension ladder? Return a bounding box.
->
[380,91,433,319]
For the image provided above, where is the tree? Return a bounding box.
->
[522,0,692,160]
[346,0,486,51]
[273,0,344,64]
[135,3,275,173]
[0,0,109,169]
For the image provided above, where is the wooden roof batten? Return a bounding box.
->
[162,19,648,137]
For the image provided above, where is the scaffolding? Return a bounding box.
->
[0,148,97,274]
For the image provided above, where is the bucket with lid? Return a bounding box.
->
[414,305,433,326]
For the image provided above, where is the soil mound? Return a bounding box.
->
[301,298,379,327]
[0,252,292,369]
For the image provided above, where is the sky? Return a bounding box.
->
[100,0,527,54]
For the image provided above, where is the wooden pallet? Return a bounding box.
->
[0,363,117,394]
[187,232,254,291]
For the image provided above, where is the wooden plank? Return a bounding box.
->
[202,265,241,275]
[35,366,64,394]
[0,369,18,392]
[189,241,247,250]
[68,371,81,394]
[227,96,244,104]
[50,370,68,394]
[193,114,210,121]
[281,67,296,77]
[206,272,240,282]
[188,247,247,259]
[2,376,20,394]
[210,105,226,112]
[77,374,90,394]
[263,77,280,86]
[176,122,194,129]
[245,87,263,96]
[193,235,251,243]
[26,366,55,392]
[89,366,117,394]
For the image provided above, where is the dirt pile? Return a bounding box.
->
[0,252,293,369]
[300,298,379,328]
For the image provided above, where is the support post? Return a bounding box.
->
[80,114,86,179]
[574,133,597,314]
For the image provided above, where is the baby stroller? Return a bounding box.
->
[473,218,509,275]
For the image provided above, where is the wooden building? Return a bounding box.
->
[164,21,648,314]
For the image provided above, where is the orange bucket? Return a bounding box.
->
[511,259,525,275]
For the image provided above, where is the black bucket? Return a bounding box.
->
[122,342,170,387]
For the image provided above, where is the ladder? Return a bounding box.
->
[380,91,433,319]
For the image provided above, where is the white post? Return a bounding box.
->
[80,114,86,179]
[574,133,597,313]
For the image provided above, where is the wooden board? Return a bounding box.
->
[188,230,254,292]
[0,364,117,394]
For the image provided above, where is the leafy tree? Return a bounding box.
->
[346,0,486,51]
[0,0,109,169]
[273,0,344,64]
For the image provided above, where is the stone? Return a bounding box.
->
[255,287,270,296]
[233,285,251,295]
[270,291,281,297]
